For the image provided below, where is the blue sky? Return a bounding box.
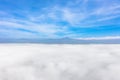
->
[0,0,120,39]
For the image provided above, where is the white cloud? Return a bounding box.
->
[42,2,120,27]
[96,15,120,22]
[92,4,120,16]
[76,36,120,40]
[0,21,25,28]
[0,18,69,38]
[63,9,87,25]
[0,28,39,39]
[0,44,120,80]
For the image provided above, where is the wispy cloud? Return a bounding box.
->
[0,17,69,38]
[76,36,120,40]
[41,1,120,27]
[0,0,120,38]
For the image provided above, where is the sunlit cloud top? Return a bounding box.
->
[0,0,120,39]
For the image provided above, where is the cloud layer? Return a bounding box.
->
[0,44,120,80]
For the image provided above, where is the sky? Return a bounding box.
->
[0,0,120,39]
